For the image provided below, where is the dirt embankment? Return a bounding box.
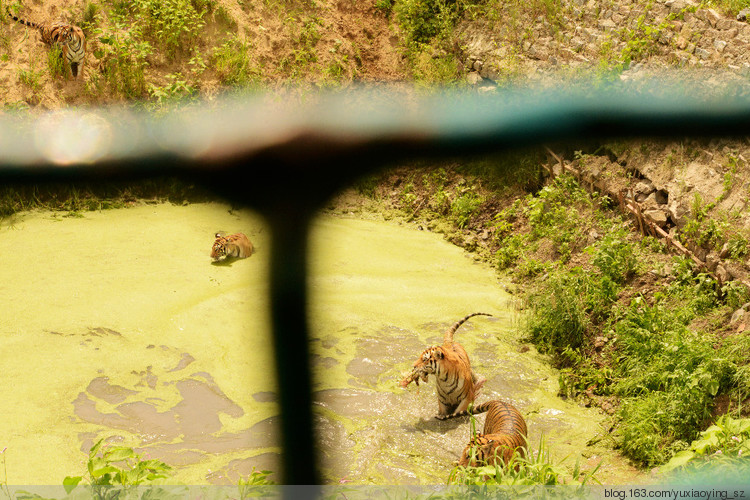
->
[0,0,406,108]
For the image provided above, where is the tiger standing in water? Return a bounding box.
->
[211,232,254,261]
[400,312,491,420]
[6,7,86,79]
[457,399,528,467]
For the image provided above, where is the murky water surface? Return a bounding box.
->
[0,204,638,485]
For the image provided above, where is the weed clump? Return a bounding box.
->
[516,175,747,468]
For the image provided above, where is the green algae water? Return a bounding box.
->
[0,204,637,485]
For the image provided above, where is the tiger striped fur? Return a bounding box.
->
[6,7,86,79]
[211,232,253,261]
[400,312,492,420]
[458,400,528,467]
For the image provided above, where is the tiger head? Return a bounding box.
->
[210,233,228,261]
[411,346,444,376]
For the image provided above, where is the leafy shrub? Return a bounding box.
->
[451,191,482,228]
[64,439,171,495]
[393,0,453,49]
[524,270,588,356]
[136,0,207,55]
[613,298,736,466]
[526,174,591,260]
[725,236,749,260]
[591,229,638,284]
[496,234,524,270]
[660,415,750,476]
[212,36,259,87]
[449,434,599,485]
[95,22,152,98]
[47,44,67,78]
[375,0,393,15]
[238,468,276,498]
[148,73,198,109]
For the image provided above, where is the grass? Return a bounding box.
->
[47,43,67,78]
[513,175,749,468]
[0,179,210,218]
[212,36,261,87]
[94,20,152,99]
[449,434,600,486]
[660,415,750,476]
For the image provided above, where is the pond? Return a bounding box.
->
[0,203,639,485]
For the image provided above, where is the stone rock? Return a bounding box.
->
[668,199,690,229]
[634,180,655,201]
[587,229,600,245]
[696,8,721,27]
[705,252,720,272]
[594,336,607,349]
[738,8,750,21]
[644,209,669,228]
[714,39,728,52]
[716,264,730,283]
[725,262,745,281]
[598,19,617,31]
[730,308,745,325]
[720,242,731,259]
[466,72,484,85]
[694,246,708,262]
[666,0,687,12]
[695,47,712,59]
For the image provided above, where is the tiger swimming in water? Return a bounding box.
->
[6,7,86,79]
[400,312,491,420]
[211,232,254,261]
[457,399,528,468]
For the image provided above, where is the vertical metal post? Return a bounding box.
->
[267,207,320,490]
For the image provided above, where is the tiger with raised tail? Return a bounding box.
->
[211,232,254,261]
[458,399,528,468]
[6,7,86,79]
[400,312,491,420]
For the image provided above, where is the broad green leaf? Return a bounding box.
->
[91,465,120,478]
[62,476,83,495]
[88,439,105,460]
[661,450,695,473]
[104,447,135,462]
[705,379,720,396]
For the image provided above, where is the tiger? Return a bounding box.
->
[399,312,492,420]
[457,399,528,468]
[211,232,254,261]
[6,7,86,79]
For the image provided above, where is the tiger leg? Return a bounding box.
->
[436,398,471,420]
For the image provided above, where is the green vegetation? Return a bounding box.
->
[47,44,67,79]
[63,439,172,495]
[515,176,750,468]
[374,166,750,476]
[0,179,210,218]
[661,415,750,475]
[0,440,275,498]
[449,418,599,485]
[212,36,260,87]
